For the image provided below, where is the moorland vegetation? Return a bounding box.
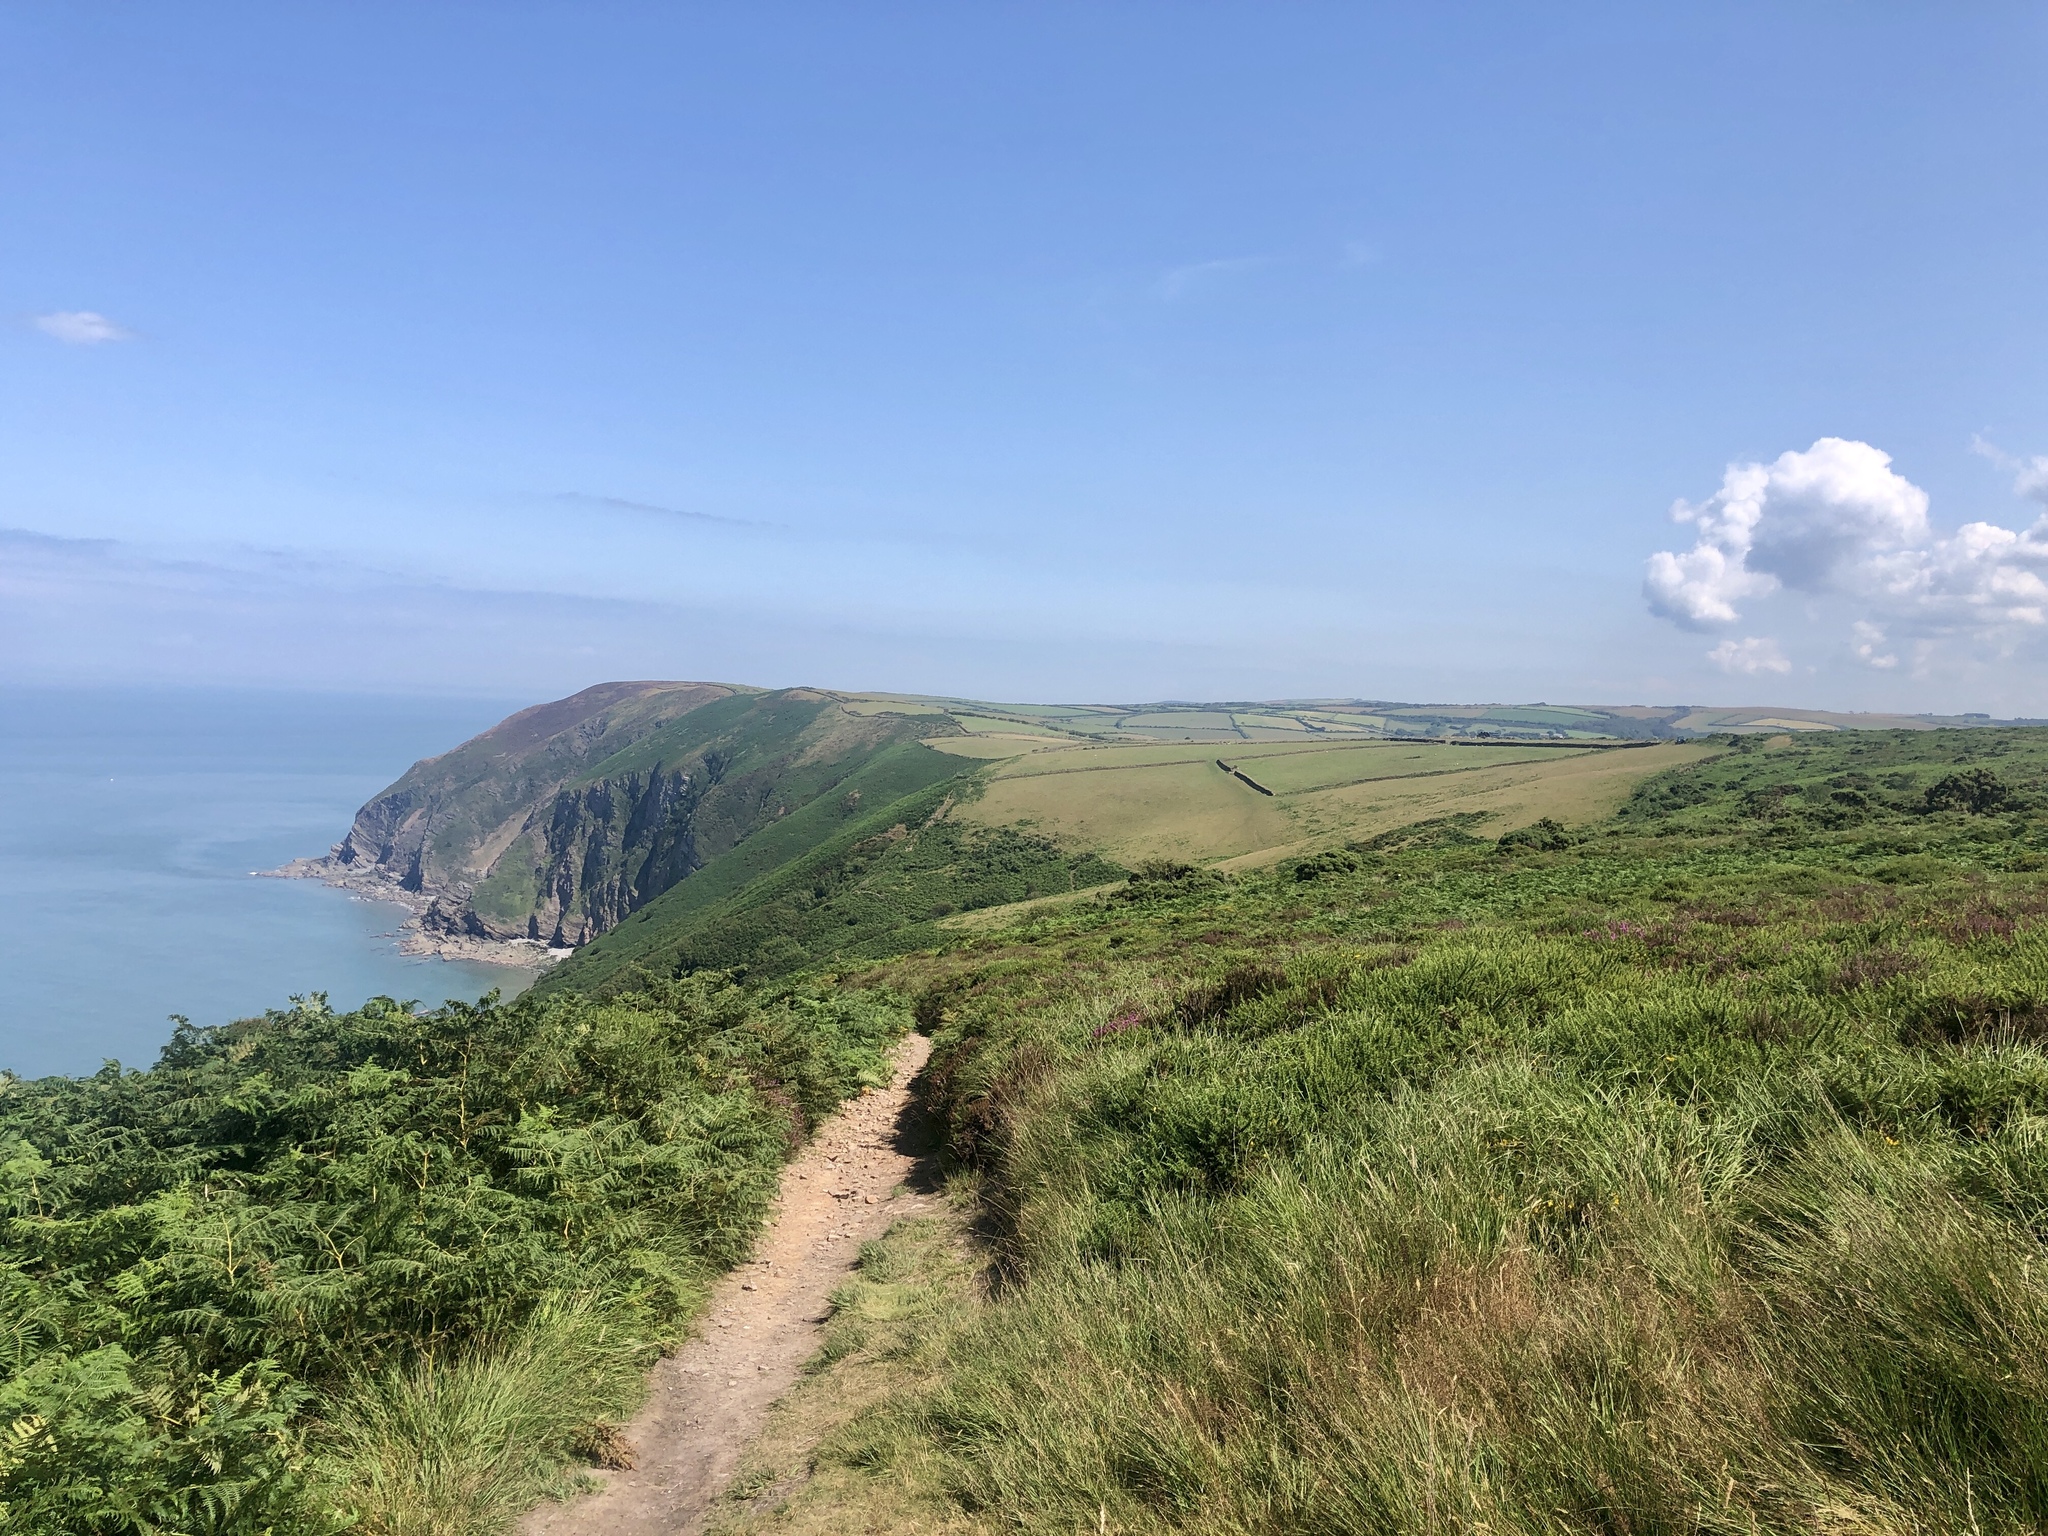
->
[0,978,906,1532]
[10,723,2048,1534]
[714,726,2048,1535]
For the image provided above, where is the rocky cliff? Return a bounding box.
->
[284,682,965,953]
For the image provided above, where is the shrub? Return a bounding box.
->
[1497,816,1573,851]
[1926,769,2011,814]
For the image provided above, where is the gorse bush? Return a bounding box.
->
[0,975,906,1533]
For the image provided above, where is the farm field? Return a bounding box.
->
[921,733,1074,759]
[828,691,2013,747]
[1243,738,1718,866]
[935,714,1076,738]
[1226,740,1591,793]
[958,755,1293,863]
[952,735,1702,867]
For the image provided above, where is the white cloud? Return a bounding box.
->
[1851,620,1898,670]
[1644,437,2048,653]
[32,310,132,345]
[1707,636,1791,675]
[1972,434,2048,505]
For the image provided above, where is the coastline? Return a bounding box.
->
[260,855,571,973]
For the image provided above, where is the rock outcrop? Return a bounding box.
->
[278,682,960,954]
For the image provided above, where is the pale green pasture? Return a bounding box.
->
[1245,743,1590,795]
[944,713,1073,737]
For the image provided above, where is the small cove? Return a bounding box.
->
[0,686,533,1079]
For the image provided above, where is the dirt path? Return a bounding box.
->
[522,1032,936,1536]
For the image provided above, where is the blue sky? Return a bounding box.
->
[5,3,2048,712]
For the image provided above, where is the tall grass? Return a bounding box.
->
[886,743,2048,1533]
[915,1062,2048,1531]
[322,1301,643,1536]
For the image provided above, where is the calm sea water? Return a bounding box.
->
[0,687,538,1079]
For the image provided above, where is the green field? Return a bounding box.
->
[829,692,1991,749]
[1226,740,1591,793]
[922,732,1073,759]
[937,713,1074,737]
[954,737,1701,868]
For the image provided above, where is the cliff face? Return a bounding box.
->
[308,682,962,947]
[326,680,738,897]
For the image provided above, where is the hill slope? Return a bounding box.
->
[286,684,970,948]
[708,723,2048,1535]
[17,720,2048,1533]
[288,683,2039,980]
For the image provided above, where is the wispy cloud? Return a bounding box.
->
[1851,620,1898,670]
[1972,434,2048,504]
[1157,256,1274,302]
[552,493,772,530]
[32,310,132,345]
[1707,636,1791,676]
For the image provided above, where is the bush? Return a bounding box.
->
[1926,768,2011,814]
[1496,816,1574,851]
[1109,860,1228,903]
[1291,849,1361,881]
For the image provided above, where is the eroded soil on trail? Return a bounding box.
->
[523,1032,937,1536]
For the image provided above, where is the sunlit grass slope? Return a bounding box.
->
[713,725,2048,1536]
[540,724,1701,987]
[950,736,1712,872]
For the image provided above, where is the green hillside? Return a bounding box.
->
[13,723,2048,1533]
[456,689,947,942]
[299,685,972,947]
[294,683,2039,975]
[712,725,2048,1535]
[534,742,1125,993]
[314,680,744,903]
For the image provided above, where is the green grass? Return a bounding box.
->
[548,769,1127,996]
[1234,740,1591,794]
[542,738,977,993]
[767,727,2048,1533]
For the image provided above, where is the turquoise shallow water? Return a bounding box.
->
[0,687,536,1079]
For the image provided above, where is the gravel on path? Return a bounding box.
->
[522,1031,937,1536]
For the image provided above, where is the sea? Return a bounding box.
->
[0,686,540,1080]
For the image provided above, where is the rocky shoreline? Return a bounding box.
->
[260,856,571,972]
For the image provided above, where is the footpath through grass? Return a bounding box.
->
[748,728,2048,1534]
[0,977,908,1534]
